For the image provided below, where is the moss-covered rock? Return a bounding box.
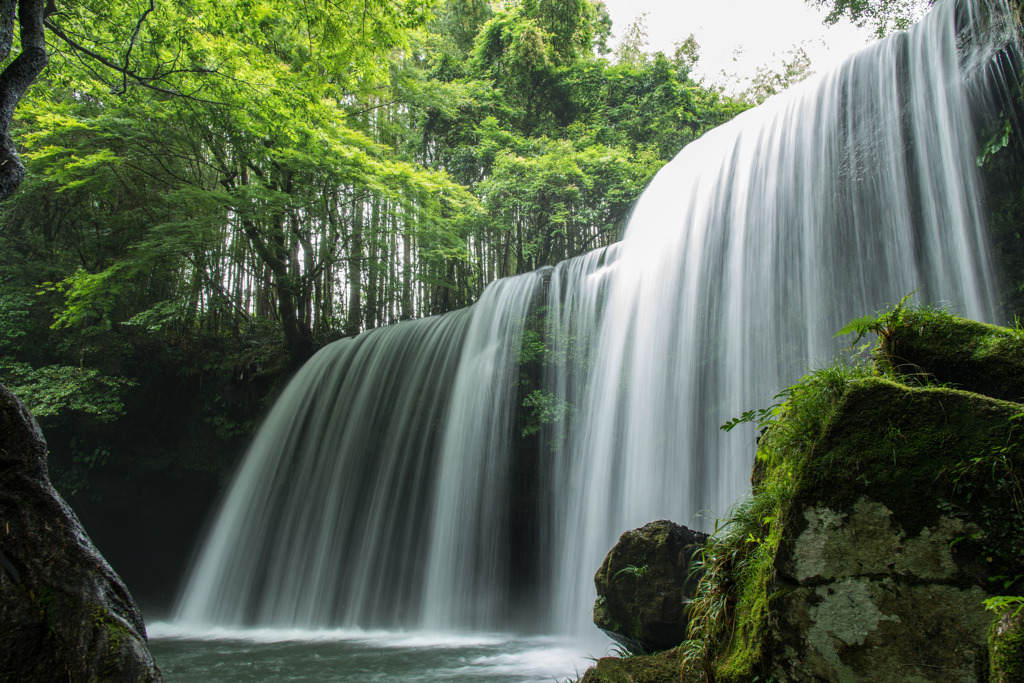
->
[584,310,1024,682]
[0,383,161,681]
[707,321,1024,681]
[593,520,707,652]
[878,306,1024,402]
[990,608,1024,683]
[580,648,698,683]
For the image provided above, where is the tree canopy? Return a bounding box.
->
[0,0,749,496]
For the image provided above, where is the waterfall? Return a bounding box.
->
[174,0,1019,637]
[175,310,473,627]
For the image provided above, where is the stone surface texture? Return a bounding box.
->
[593,519,707,652]
[756,377,1024,682]
[580,648,695,683]
[0,383,162,681]
[990,608,1024,683]
[769,497,994,682]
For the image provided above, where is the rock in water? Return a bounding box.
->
[0,384,162,681]
[593,519,708,652]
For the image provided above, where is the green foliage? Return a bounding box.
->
[612,563,649,582]
[696,359,873,680]
[977,114,1024,321]
[0,0,749,515]
[989,603,1024,683]
[0,359,135,423]
[681,486,785,682]
[939,414,1024,597]
[721,361,872,455]
[834,290,919,347]
[720,405,780,434]
[521,389,572,437]
[986,595,1024,617]
[697,306,1024,680]
[56,441,113,498]
[0,293,32,353]
[807,0,933,38]
[978,117,1014,167]
[732,44,815,105]
[613,13,650,69]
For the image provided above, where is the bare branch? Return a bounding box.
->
[43,17,225,105]
[121,0,156,94]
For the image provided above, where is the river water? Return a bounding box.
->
[147,623,598,682]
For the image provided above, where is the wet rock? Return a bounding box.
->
[580,648,693,683]
[593,519,707,652]
[769,498,995,682]
[0,384,162,681]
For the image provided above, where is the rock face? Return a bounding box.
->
[579,311,1024,683]
[880,311,1024,402]
[593,519,708,652]
[756,377,1024,682]
[580,310,1024,682]
[0,384,162,681]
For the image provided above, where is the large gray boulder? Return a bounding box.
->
[727,377,1024,683]
[0,383,162,681]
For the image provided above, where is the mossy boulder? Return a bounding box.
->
[990,608,1024,683]
[0,384,162,681]
[719,373,1024,681]
[695,310,1024,681]
[580,648,696,683]
[593,520,707,652]
[878,307,1024,402]
[585,310,1024,682]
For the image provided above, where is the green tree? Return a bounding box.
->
[807,0,932,38]
[7,0,482,367]
[737,44,815,105]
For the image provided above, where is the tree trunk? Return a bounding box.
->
[346,198,363,336]
[0,0,48,201]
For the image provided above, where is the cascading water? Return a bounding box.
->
[542,0,1019,631]
[174,0,1020,640]
[175,310,474,627]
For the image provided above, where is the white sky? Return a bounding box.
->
[599,0,879,91]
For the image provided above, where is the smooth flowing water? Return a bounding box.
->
[162,0,1020,677]
[148,624,591,682]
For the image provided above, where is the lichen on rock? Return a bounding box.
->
[579,309,1024,683]
[685,310,1024,682]
[990,607,1024,683]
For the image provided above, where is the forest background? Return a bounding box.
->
[1,0,1017,610]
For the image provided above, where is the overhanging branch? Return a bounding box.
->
[43,17,223,104]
